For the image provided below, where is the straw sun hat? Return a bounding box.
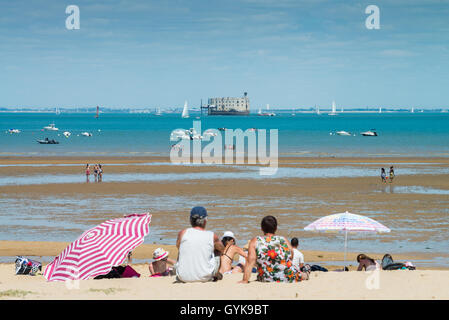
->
[153,248,169,261]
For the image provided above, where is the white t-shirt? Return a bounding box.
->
[176,228,216,282]
[292,248,304,268]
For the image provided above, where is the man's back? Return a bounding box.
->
[292,248,304,268]
[176,227,215,282]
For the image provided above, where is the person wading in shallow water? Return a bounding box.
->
[381,168,387,183]
[389,166,395,183]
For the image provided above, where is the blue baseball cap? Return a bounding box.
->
[190,206,208,218]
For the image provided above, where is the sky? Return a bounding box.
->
[0,0,448,110]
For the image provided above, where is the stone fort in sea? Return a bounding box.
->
[203,92,250,115]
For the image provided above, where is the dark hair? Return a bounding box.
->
[291,237,299,247]
[261,216,277,234]
[357,253,375,264]
[222,236,234,247]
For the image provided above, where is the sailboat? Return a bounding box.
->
[182,101,189,118]
[328,101,337,115]
[316,105,320,115]
[55,107,61,115]
[379,107,382,114]
[155,107,162,116]
[258,104,276,116]
[411,107,415,113]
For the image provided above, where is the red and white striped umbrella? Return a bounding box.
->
[44,213,151,281]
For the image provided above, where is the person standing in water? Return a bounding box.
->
[85,164,90,183]
[389,166,395,183]
[381,168,387,183]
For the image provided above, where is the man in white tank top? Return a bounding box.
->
[175,206,225,282]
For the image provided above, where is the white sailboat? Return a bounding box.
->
[328,101,337,115]
[379,107,382,114]
[182,101,189,118]
[55,107,60,115]
[411,107,415,113]
[316,105,320,115]
[155,107,162,116]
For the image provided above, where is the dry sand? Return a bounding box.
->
[0,263,448,300]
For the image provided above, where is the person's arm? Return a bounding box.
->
[166,258,176,265]
[149,262,155,275]
[234,246,248,259]
[213,233,225,254]
[357,261,364,271]
[176,229,186,249]
[239,238,257,283]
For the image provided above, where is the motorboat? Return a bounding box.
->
[63,131,71,138]
[336,131,351,136]
[361,130,378,136]
[81,132,92,137]
[44,123,59,131]
[8,129,21,134]
[203,129,218,137]
[37,138,59,144]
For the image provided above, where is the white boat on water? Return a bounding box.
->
[361,130,378,136]
[182,101,189,118]
[336,130,351,136]
[328,101,338,116]
[44,123,59,131]
[258,104,276,116]
[81,132,92,137]
[155,107,162,116]
[8,129,21,134]
[63,131,71,138]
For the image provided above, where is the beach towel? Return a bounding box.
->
[15,256,42,276]
[94,265,140,279]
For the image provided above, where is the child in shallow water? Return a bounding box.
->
[149,248,176,277]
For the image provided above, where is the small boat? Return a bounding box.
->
[336,131,351,136]
[155,107,162,116]
[63,131,71,138]
[182,101,189,118]
[203,129,218,137]
[44,123,59,131]
[8,129,21,134]
[37,138,59,144]
[328,101,338,116]
[361,130,378,136]
[218,128,226,131]
[81,132,92,137]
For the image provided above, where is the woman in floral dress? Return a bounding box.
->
[239,216,309,283]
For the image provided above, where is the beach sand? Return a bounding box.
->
[0,262,448,300]
[0,156,448,299]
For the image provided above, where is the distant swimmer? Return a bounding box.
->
[389,166,395,183]
[381,168,387,183]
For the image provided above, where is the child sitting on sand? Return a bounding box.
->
[149,248,176,277]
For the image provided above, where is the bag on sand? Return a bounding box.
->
[382,254,416,270]
[15,256,42,276]
[94,265,141,279]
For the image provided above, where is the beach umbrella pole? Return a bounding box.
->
[344,230,348,268]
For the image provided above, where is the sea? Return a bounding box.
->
[1,112,449,157]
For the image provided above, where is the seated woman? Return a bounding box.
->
[357,254,380,271]
[219,231,247,274]
[149,248,176,277]
[239,216,309,283]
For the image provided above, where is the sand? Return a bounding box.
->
[0,262,448,300]
[1,156,448,300]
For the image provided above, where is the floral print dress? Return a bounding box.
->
[255,235,302,283]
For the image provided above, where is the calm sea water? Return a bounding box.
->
[1,112,449,157]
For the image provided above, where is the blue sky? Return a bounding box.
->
[0,0,448,109]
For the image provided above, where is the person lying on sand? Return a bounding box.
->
[357,253,380,271]
[149,248,176,277]
[175,206,225,282]
[239,215,309,283]
[219,231,247,274]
